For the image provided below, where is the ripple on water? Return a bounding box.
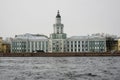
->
[0,57,120,80]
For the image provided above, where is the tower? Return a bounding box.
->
[49,11,67,52]
[50,10,66,39]
[54,10,63,34]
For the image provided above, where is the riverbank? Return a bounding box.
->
[0,52,120,57]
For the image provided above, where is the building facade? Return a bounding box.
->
[48,11,67,53]
[11,11,107,53]
[11,34,48,53]
[66,36,106,53]
[0,37,10,53]
[2,41,10,53]
[0,37,2,53]
[118,39,120,51]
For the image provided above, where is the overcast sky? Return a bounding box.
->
[0,0,120,38]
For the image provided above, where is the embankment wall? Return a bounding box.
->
[0,52,120,57]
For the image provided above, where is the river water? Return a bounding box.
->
[0,57,120,80]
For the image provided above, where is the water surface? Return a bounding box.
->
[0,57,120,80]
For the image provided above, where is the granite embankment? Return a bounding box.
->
[0,52,120,57]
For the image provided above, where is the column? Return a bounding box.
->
[69,41,71,52]
[44,41,46,52]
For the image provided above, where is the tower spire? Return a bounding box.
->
[56,10,61,18]
[58,10,59,14]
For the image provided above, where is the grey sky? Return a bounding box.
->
[0,0,120,38]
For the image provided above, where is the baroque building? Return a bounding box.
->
[11,11,106,53]
[48,11,67,52]
[11,33,48,53]
[66,36,106,53]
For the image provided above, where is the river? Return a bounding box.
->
[0,57,120,80]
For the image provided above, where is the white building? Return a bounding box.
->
[66,36,106,53]
[48,10,67,53]
[11,33,48,53]
[11,11,106,53]
[66,36,89,52]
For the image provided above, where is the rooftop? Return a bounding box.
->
[15,33,48,40]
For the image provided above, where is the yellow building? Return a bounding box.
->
[106,38,118,52]
[113,39,120,52]
[0,37,10,53]
[2,41,10,53]
[0,37,2,53]
[113,40,118,51]
[118,39,120,51]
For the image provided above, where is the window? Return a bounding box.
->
[67,41,69,44]
[75,41,77,44]
[35,42,37,48]
[78,49,80,52]
[82,49,84,51]
[82,45,84,47]
[82,41,84,43]
[57,31,59,34]
[75,45,77,47]
[56,45,59,47]
[75,49,77,52]
[71,49,73,52]
[67,49,69,52]
[67,45,69,47]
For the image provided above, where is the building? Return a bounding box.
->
[118,39,120,51]
[0,37,2,53]
[2,41,10,53]
[0,37,10,53]
[66,36,106,53]
[11,11,107,53]
[48,10,67,52]
[66,36,89,52]
[106,37,118,52]
[111,38,120,52]
[11,33,48,53]
[88,36,106,52]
